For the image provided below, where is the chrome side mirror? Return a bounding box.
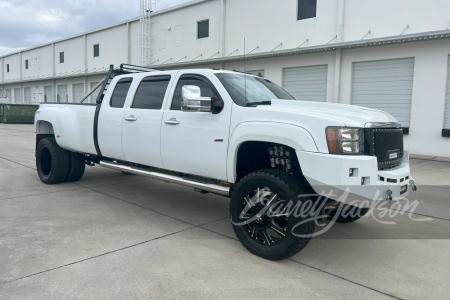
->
[181,85,212,112]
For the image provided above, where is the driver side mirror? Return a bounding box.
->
[181,85,212,112]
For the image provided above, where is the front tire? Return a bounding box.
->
[230,170,316,261]
[36,137,70,184]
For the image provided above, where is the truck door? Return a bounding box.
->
[97,77,134,160]
[160,71,232,181]
[121,72,176,168]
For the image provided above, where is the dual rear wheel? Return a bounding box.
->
[36,137,85,184]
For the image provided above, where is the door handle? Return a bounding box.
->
[125,115,137,122]
[164,118,180,125]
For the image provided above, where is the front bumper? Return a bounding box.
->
[296,150,414,207]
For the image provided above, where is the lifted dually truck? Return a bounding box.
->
[34,64,417,260]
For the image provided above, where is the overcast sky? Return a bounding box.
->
[0,0,190,56]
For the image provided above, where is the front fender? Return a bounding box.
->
[227,121,318,183]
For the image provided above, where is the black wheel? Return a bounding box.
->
[36,137,70,184]
[230,170,316,261]
[327,205,370,223]
[65,152,85,182]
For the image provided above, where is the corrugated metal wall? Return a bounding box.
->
[24,87,31,104]
[73,83,84,103]
[44,86,54,103]
[352,58,415,127]
[57,85,68,103]
[90,82,100,103]
[283,65,328,102]
[14,88,21,104]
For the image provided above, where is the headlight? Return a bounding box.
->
[326,127,364,154]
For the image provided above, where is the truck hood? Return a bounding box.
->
[264,100,397,127]
[232,100,399,153]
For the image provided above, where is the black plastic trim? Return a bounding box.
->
[402,127,409,135]
[93,103,102,156]
[442,129,450,137]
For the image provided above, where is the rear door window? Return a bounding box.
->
[110,78,133,108]
[132,75,171,109]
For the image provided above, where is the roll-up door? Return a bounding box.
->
[352,58,414,128]
[14,88,21,104]
[57,85,68,103]
[44,86,54,102]
[283,65,328,102]
[90,82,100,103]
[73,83,84,103]
[444,56,450,129]
[24,87,31,104]
[6,89,12,101]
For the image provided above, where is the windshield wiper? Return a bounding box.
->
[245,100,272,107]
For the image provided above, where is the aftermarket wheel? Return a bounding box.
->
[36,137,70,184]
[230,170,315,261]
[65,152,85,182]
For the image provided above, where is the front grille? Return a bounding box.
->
[364,128,404,170]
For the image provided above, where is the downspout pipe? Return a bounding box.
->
[333,0,345,103]
[219,0,225,57]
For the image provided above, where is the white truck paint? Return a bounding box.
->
[35,69,414,205]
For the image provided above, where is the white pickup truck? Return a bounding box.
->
[34,64,416,260]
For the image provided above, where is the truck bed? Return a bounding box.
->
[36,103,98,154]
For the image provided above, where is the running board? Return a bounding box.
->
[99,160,230,196]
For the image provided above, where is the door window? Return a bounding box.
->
[110,78,133,108]
[132,75,171,109]
[171,76,216,110]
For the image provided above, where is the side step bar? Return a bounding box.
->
[99,160,230,196]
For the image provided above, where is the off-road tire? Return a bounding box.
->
[327,205,370,223]
[65,152,86,182]
[36,137,70,184]
[230,169,316,261]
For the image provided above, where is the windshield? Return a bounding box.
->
[215,73,296,106]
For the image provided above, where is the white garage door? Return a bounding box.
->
[352,58,414,127]
[6,89,12,101]
[73,83,84,103]
[44,86,54,102]
[57,85,68,103]
[90,82,100,103]
[14,88,21,104]
[24,87,32,104]
[283,65,328,102]
[444,56,450,129]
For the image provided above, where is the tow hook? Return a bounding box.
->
[409,179,417,191]
[385,189,393,203]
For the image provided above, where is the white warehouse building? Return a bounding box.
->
[1,0,450,157]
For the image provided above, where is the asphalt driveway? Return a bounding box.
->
[0,124,449,299]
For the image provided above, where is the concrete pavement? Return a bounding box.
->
[0,124,449,299]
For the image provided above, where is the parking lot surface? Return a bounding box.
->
[0,124,449,299]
